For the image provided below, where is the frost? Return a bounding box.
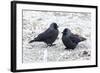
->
[22,10,91,63]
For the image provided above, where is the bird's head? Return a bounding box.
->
[62,28,71,35]
[50,23,58,30]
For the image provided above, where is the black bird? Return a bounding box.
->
[62,28,86,50]
[29,23,59,46]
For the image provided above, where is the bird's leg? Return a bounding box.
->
[46,44,51,47]
[45,45,49,48]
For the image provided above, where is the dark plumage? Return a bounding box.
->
[62,28,86,50]
[29,23,59,46]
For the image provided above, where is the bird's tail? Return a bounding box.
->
[29,40,35,43]
[80,37,86,41]
[29,37,39,43]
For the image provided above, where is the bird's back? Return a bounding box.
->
[70,34,86,44]
[35,27,59,44]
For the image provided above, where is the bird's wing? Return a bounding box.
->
[62,36,76,49]
[69,34,81,44]
[37,28,55,40]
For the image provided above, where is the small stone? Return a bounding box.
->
[83,51,88,55]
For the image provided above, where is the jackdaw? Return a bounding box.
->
[62,28,86,50]
[29,23,59,46]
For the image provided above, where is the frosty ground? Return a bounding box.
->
[22,10,91,63]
